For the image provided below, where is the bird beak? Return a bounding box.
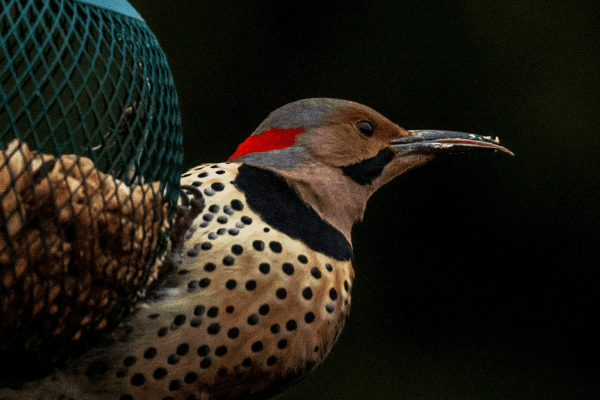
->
[390,130,514,156]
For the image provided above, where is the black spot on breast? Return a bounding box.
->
[247,314,259,325]
[199,278,210,288]
[177,343,189,356]
[231,199,244,211]
[123,356,136,367]
[304,312,315,323]
[329,288,338,301]
[194,305,205,316]
[282,263,294,275]
[207,307,219,317]
[153,368,167,380]
[225,279,237,289]
[251,341,263,352]
[311,267,322,279]
[186,248,198,257]
[185,372,198,383]
[211,182,225,191]
[200,358,212,369]
[223,256,235,266]
[302,287,313,300]
[130,373,145,386]
[204,263,216,272]
[286,320,297,331]
[215,346,228,356]
[169,379,181,391]
[144,348,157,359]
[258,304,269,315]
[197,345,210,357]
[228,328,239,339]
[259,263,270,274]
[269,241,282,253]
[207,323,221,335]
[234,165,353,261]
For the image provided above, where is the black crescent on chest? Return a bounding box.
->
[232,165,353,262]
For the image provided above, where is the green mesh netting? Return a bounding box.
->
[0,0,183,379]
[0,0,182,191]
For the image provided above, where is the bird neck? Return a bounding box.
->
[276,161,372,244]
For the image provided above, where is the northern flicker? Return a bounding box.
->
[0,98,511,400]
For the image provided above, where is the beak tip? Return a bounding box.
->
[395,130,514,156]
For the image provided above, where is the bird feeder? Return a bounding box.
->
[0,0,183,378]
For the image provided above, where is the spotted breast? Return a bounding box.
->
[40,161,355,400]
[113,162,354,399]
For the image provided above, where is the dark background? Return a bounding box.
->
[129,1,599,399]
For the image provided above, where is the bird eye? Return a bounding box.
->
[356,121,374,137]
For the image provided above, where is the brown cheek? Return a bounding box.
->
[307,127,355,166]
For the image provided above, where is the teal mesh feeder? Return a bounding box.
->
[0,0,183,376]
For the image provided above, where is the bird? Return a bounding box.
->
[0,98,511,400]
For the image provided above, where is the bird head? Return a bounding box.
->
[229,98,511,242]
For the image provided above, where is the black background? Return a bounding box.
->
[128,1,599,399]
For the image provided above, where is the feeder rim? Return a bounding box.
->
[74,0,144,21]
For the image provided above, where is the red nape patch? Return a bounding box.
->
[228,127,305,160]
